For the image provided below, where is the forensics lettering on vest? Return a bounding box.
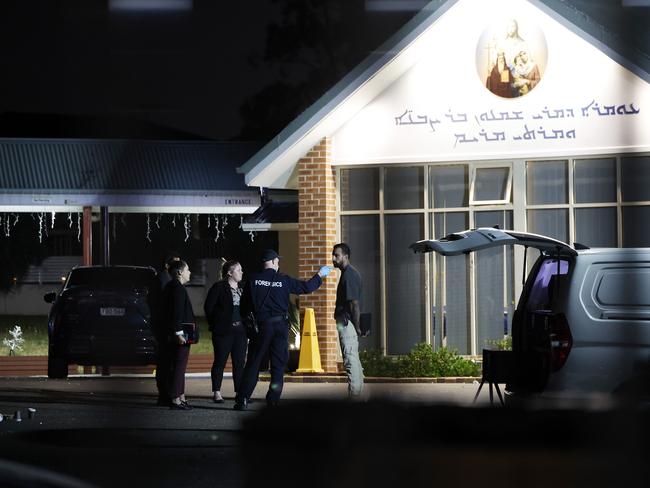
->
[255,279,283,288]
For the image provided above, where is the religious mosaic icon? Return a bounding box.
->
[477,18,547,98]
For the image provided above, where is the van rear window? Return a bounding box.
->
[581,263,650,320]
[526,258,569,311]
[66,268,155,289]
[596,269,650,307]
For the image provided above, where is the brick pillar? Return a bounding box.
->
[298,137,339,373]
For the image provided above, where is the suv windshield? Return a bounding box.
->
[66,268,155,290]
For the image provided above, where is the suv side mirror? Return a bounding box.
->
[43,292,57,303]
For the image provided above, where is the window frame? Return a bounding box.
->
[335,153,650,358]
[469,163,513,206]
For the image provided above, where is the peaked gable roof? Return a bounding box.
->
[240,0,650,189]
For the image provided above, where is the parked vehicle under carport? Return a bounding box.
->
[411,227,650,401]
[44,266,159,378]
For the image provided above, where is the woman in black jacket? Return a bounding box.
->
[204,260,247,403]
[163,259,195,410]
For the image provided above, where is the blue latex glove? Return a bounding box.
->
[318,266,332,278]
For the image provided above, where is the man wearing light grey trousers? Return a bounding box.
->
[332,243,367,397]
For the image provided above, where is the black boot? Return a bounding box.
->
[233,398,248,411]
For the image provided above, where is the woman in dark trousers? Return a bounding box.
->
[204,260,247,403]
[163,259,195,410]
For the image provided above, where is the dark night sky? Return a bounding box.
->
[1,1,648,141]
[0,0,418,141]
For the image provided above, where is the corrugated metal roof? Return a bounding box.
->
[0,138,262,193]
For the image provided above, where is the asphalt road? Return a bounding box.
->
[0,376,648,488]
[0,376,487,488]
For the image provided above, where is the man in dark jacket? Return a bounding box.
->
[234,249,331,410]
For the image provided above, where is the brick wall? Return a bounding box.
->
[298,137,339,373]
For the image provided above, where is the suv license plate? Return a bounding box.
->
[100,307,125,317]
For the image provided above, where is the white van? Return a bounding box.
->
[411,228,650,400]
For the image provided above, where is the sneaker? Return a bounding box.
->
[213,393,225,404]
[180,400,192,410]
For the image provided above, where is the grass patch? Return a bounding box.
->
[0,315,49,356]
[190,318,213,355]
[0,315,215,357]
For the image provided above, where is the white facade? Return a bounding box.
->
[244,0,650,355]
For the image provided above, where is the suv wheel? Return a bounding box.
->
[48,353,68,379]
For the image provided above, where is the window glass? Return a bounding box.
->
[384,167,423,209]
[526,161,568,205]
[526,259,569,312]
[622,206,650,247]
[474,211,514,351]
[473,167,509,202]
[429,165,468,208]
[575,208,617,247]
[340,215,381,351]
[340,168,379,210]
[621,156,650,202]
[385,214,425,355]
[574,158,616,203]
[66,268,155,289]
[527,209,569,243]
[432,212,470,354]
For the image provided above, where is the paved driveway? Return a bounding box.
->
[0,376,645,488]
[0,376,490,488]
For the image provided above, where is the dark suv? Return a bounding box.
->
[44,266,159,378]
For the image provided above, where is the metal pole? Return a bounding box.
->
[82,206,93,376]
[82,206,92,266]
[100,206,111,376]
[101,206,110,266]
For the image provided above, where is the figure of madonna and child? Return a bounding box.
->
[484,19,543,98]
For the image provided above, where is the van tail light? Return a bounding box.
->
[549,313,572,371]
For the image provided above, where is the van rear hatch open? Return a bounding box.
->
[410,228,577,394]
[410,227,577,257]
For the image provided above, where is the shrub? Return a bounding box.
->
[485,335,512,351]
[429,346,481,376]
[360,343,480,377]
[359,348,399,377]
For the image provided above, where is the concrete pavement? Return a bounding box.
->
[0,375,494,488]
[0,376,647,488]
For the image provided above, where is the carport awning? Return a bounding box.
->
[0,138,262,213]
[0,192,259,214]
